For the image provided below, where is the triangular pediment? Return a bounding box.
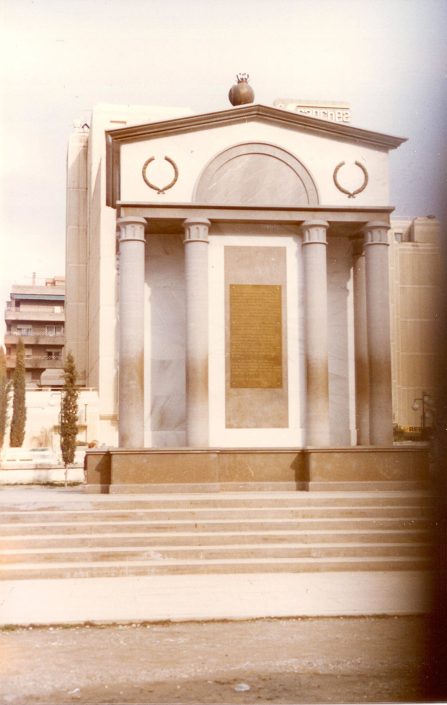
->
[107,103,406,150]
[106,104,405,207]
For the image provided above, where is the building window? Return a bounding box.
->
[24,348,33,358]
[45,325,64,336]
[46,350,61,360]
[16,325,32,336]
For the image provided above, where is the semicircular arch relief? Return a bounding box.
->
[193,142,319,207]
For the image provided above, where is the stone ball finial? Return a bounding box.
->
[228,73,255,106]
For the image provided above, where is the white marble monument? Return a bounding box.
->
[65,85,430,491]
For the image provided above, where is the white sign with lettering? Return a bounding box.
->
[274,99,351,124]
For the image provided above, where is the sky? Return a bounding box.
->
[1,0,446,334]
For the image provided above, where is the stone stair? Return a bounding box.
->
[0,491,433,581]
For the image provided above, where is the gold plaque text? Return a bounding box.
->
[230,284,282,388]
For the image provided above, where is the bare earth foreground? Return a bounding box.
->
[0,616,429,704]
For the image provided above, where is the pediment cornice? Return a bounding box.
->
[106,103,406,151]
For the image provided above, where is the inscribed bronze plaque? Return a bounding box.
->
[230,284,282,388]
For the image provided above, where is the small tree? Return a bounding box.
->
[60,352,79,485]
[0,347,11,449]
[9,339,26,448]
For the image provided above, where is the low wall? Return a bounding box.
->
[0,467,85,485]
[85,446,430,493]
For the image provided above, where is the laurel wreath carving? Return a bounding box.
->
[142,156,179,194]
[333,161,369,198]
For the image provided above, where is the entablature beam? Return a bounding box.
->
[117,202,394,236]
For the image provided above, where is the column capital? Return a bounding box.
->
[117,216,146,243]
[183,218,211,244]
[300,220,329,245]
[363,221,390,246]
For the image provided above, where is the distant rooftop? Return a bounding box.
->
[9,276,65,299]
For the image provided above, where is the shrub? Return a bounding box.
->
[9,339,26,447]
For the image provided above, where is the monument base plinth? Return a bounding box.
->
[85,446,429,493]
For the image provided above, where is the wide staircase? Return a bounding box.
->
[0,488,434,624]
[0,490,433,580]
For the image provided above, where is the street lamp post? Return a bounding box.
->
[84,404,88,442]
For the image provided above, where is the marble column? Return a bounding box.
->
[363,221,393,446]
[117,216,146,448]
[352,239,370,445]
[183,218,210,446]
[301,220,330,446]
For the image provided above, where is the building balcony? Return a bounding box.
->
[6,356,64,370]
[5,309,65,322]
[4,334,65,346]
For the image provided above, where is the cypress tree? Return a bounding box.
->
[0,347,11,449]
[9,338,26,447]
[60,352,79,483]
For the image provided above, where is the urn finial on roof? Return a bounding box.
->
[229,73,255,106]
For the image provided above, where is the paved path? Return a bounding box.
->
[0,616,430,703]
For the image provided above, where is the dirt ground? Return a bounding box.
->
[0,616,431,704]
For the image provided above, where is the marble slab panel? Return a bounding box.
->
[148,234,185,286]
[146,234,186,446]
[150,430,187,448]
[150,394,186,432]
[204,153,309,206]
[150,290,186,360]
[150,359,185,396]
[208,231,303,448]
[194,142,318,206]
[224,246,288,428]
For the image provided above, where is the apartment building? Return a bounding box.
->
[389,216,441,436]
[4,276,65,386]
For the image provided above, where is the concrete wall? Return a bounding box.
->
[0,388,100,460]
